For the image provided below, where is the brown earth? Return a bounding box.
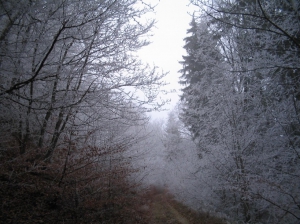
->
[147,187,225,224]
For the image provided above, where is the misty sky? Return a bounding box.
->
[138,0,195,120]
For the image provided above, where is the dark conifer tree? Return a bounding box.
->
[179,17,223,143]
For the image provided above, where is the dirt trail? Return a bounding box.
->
[165,202,190,224]
[151,193,190,224]
[146,187,225,224]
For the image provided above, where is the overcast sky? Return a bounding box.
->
[138,0,195,121]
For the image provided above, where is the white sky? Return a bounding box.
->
[138,0,195,120]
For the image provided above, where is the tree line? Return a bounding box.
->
[177,0,300,223]
[0,1,165,223]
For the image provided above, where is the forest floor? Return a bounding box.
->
[148,188,225,224]
[0,148,225,224]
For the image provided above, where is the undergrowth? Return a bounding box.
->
[0,147,151,224]
[0,145,226,224]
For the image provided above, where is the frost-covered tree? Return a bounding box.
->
[180,0,300,222]
[0,0,166,160]
[0,2,168,221]
[179,16,226,153]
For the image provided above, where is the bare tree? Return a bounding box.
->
[0,0,166,160]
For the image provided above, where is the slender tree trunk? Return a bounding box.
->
[20,81,34,154]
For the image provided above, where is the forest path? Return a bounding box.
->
[147,187,225,224]
[151,193,190,224]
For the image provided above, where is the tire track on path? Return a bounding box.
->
[151,193,190,224]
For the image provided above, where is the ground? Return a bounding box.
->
[147,187,225,224]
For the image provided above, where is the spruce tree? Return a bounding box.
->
[179,17,223,144]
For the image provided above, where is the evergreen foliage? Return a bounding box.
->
[179,0,300,222]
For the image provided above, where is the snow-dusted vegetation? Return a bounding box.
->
[0,0,299,223]
[176,0,300,223]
